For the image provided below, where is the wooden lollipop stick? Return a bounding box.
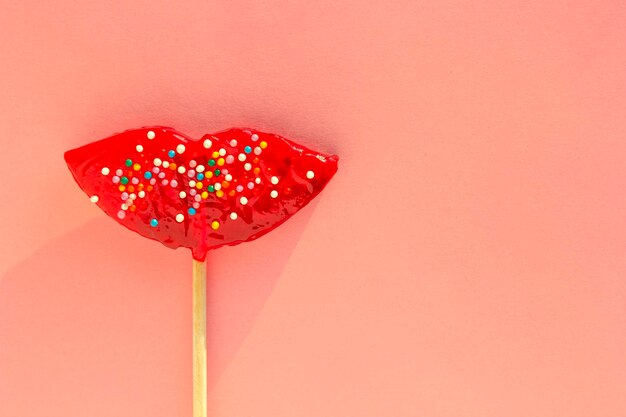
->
[192,259,207,417]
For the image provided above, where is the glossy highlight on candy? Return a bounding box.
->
[65,127,339,260]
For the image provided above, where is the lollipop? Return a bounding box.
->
[65,127,338,416]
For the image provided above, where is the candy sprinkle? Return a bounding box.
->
[175,213,184,223]
[90,195,99,203]
[150,218,159,227]
[147,130,155,139]
[211,220,220,230]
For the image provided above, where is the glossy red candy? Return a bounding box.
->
[65,127,338,260]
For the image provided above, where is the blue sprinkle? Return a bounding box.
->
[168,150,176,158]
[244,146,252,154]
[188,207,197,216]
[196,173,205,180]
[144,171,153,179]
[150,218,159,227]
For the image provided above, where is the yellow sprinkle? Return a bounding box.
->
[118,185,126,191]
[215,190,224,198]
[217,158,225,166]
[259,141,267,149]
[212,151,219,158]
[201,191,208,199]
[205,171,213,179]
[196,182,203,189]
[133,163,141,171]
[211,220,220,230]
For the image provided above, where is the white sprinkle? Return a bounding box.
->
[225,174,233,181]
[240,196,248,205]
[214,183,222,191]
[230,139,238,146]
[138,191,146,198]
[255,177,261,184]
[177,166,186,174]
[136,144,144,152]
[251,133,259,141]
[101,167,110,175]
[129,193,137,200]
[230,212,238,220]
[179,191,187,198]
[203,139,212,149]
[306,170,315,179]
[121,203,128,211]
[147,130,156,139]
[254,147,262,155]
[238,153,246,162]
[162,161,170,168]
[271,176,279,185]
[175,213,184,223]
[219,148,226,156]
[153,158,162,167]
[196,165,205,173]
[90,195,99,203]
[176,144,186,154]
[270,190,278,198]
[244,163,252,171]
[189,180,196,187]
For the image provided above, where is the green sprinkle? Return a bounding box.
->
[208,159,216,167]
[214,169,221,176]
[120,176,129,185]
[125,159,132,167]
[208,185,215,192]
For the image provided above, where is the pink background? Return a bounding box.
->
[1,1,626,416]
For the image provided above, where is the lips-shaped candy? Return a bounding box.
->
[65,127,338,260]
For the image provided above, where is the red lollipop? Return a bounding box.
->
[65,127,338,417]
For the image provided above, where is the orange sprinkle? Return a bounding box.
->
[253,167,260,175]
[138,184,144,191]
[147,185,153,192]
[253,157,259,163]
[170,163,177,170]
[130,206,137,212]
[128,185,135,192]
[229,190,236,197]
[222,181,230,188]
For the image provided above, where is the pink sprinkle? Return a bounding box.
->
[158,172,166,179]
[112,176,120,184]
[116,169,123,176]
[161,179,169,186]
[152,167,160,173]
[226,155,235,164]
[117,210,125,219]
[131,177,139,185]
[247,182,254,189]
[187,170,195,177]
[222,169,229,174]
[125,199,133,206]
[150,178,157,185]
[194,195,201,202]
[170,179,178,187]
[121,192,129,200]
[236,185,244,192]
[254,147,262,155]
[190,189,197,196]
[193,202,200,209]
[189,160,197,168]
